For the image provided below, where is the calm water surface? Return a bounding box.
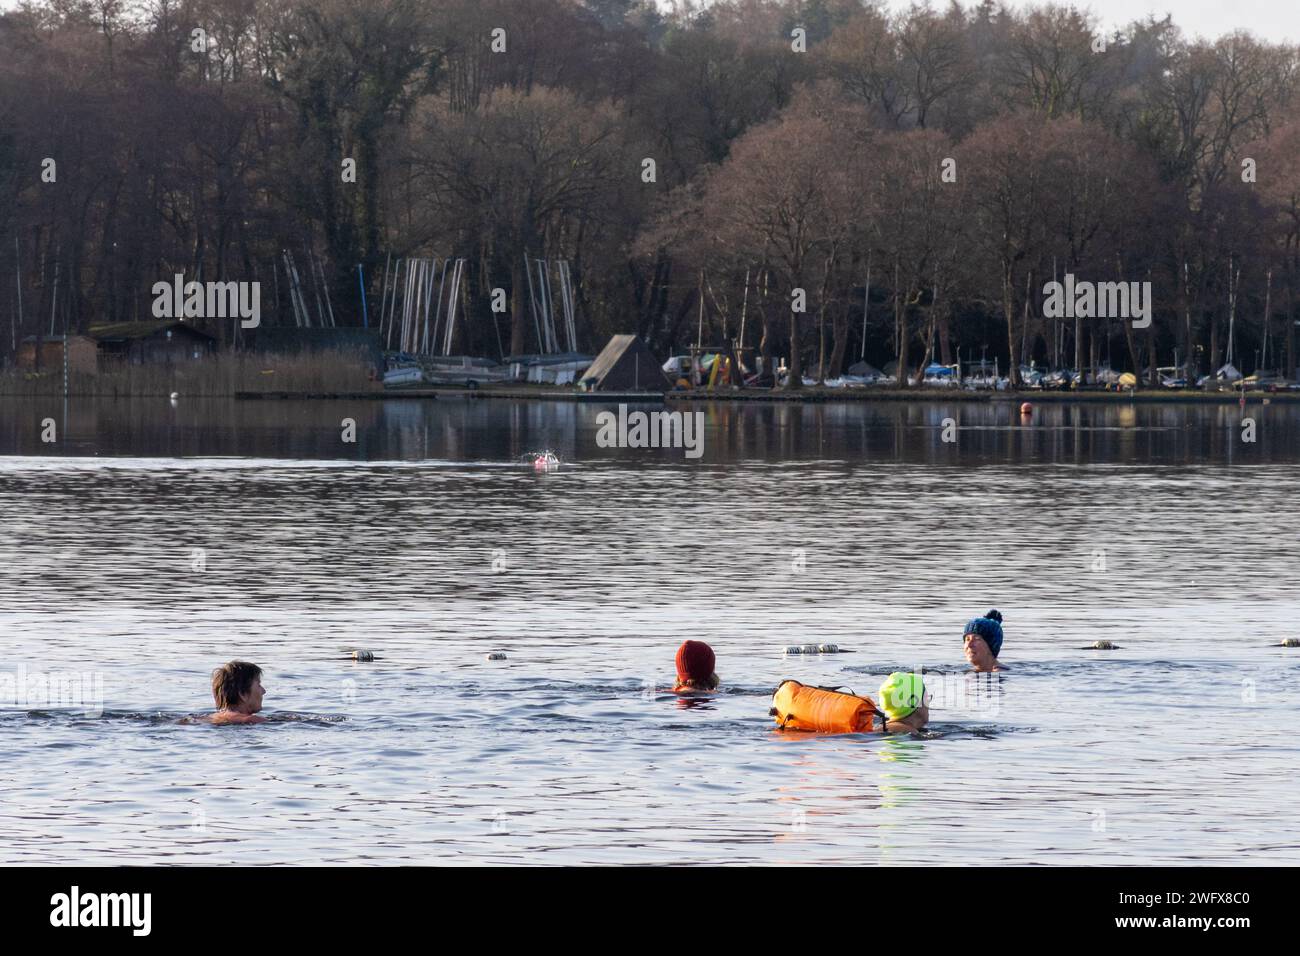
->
[1,396,1298,864]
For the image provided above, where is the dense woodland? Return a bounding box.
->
[3,0,1300,386]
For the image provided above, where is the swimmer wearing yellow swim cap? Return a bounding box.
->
[878,672,929,733]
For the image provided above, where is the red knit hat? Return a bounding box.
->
[675,641,715,683]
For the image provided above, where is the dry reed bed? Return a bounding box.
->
[0,352,379,397]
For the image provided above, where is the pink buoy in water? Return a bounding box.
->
[1020,402,1033,416]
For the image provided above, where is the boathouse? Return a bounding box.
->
[88,320,217,364]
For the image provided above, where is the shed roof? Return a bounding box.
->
[87,320,217,342]
[20,334,96,344]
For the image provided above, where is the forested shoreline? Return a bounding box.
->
[2,0,1299,387]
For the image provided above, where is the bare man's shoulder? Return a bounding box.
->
[208,711,267,725]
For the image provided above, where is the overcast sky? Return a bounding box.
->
[980,1,1300,43]
[0,1,1295,44]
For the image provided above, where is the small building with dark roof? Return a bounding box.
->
[17,335,99,375]
[88,320,217,364]
[580,335,668,391]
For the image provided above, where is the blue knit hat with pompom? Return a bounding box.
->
[963,609,1004,657]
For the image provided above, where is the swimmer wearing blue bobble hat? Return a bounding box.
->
[963,609,1008,672]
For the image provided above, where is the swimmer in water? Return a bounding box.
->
[205,660,267,725]
[673,640,719,692]
[878,672,930,732]
[963,610,1009,672]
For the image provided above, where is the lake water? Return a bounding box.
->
[2,395,1298,864]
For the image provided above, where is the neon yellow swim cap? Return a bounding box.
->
[879,672,925,720]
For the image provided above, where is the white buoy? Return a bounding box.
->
[352,649,374,662]
[170,392,179,400]
[486,652,507,661]
[1281,638,1300,648]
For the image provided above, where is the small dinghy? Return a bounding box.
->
[383,365,424,386]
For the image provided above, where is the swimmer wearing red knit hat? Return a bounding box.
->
[674,640,720,692]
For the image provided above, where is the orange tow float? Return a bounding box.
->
[771,680,884,734]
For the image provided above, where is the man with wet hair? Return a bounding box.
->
[207,660,267,725]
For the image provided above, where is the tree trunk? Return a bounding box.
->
[914,301,937,383]
[665,287,698,355]
[1089,323,1100,384]
[786,297,803,390]
[1210,315,1220,373]
[1123,311,1140,386]
[1180,259,1193,377]
[815,253,835,383]
[510,253,528,355]
[896,287,910,388]
[1003,265,1020,387]
[1146,320,1158,386]
[829,302,849,379]
[1286,258,1297,380]
[1073,313,1081,375]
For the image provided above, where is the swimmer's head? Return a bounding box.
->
[212,661,265,714]
[677,673,720,691]
[879,672,926,721]
[675,641,717,689]
[963,610,1004,667]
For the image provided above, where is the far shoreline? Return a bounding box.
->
[229,385,1300,405]
[5,377,1294,404]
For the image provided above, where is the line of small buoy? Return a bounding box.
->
[346,637,1291,666]
[346,649,508,661]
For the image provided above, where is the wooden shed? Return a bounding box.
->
[16,335,99,375]
[89,320,217,364]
